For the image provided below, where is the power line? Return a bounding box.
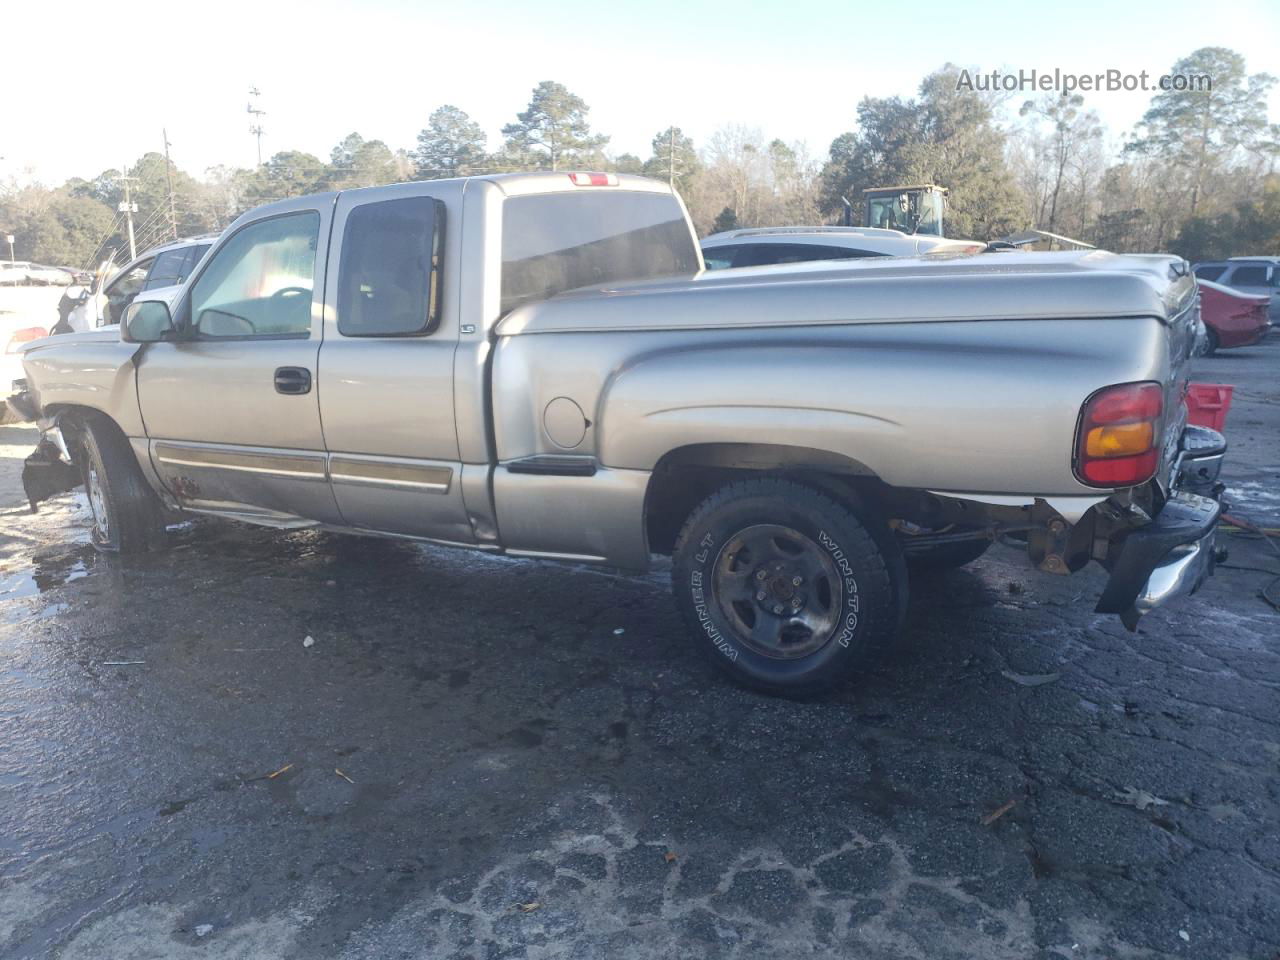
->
[117,171,139,259]
[247,86,267,167]
[163,128,179,241]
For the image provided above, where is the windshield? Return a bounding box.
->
[500,191,699,315]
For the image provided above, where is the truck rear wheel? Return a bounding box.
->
[74,415,167,554]
[671,478,903,696]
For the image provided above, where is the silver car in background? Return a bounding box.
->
[1192,257,1280,322]
[701,225,982,269]
[67,236,216,332]
[0,261,75,286]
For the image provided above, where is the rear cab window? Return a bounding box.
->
[500,190,699,315]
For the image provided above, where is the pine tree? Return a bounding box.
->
[501,81,608,171]
[415,106,489,180]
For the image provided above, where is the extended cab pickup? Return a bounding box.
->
[11,172,1227,694]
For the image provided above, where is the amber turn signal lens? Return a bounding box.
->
[1085,422,1154,458]
[1074,381,1164,488]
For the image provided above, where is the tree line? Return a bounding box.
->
[2,48,1276,273]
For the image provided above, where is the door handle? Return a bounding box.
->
[274,366,312,395]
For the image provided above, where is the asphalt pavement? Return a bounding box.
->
[1,340,1277,959]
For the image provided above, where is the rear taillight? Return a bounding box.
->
[567,172,618,186]
[1074,381,1163,487]
[5,326,48,354]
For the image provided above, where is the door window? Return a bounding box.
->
[1227,265,1268,286]
[337,197,443,336]
[144,243,210,290]
[1193,264,1226,282]
[701,246,741,270]
[104,258,155,325]
[188,212,320,339]
[144,248,192,290]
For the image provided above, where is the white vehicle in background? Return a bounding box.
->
[0,262,34,285]
[2,238,215,421]
[27,264,76,286]
[700,226,982,269]
[2,318,49,423]
[66,236,216,332]
[0,261,75,286]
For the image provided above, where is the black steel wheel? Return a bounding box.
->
[672,477,904,696]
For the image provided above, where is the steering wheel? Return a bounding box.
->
[271,286,311,303]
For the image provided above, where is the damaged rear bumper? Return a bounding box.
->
[1095,425,1226,629]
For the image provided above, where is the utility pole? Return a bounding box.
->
[118,172,138,260]
[247,86,267,167]
[669,127,675,186]
[162,129,179,241]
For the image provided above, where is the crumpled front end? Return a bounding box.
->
[21,432,82,513]
[7,379,84,513]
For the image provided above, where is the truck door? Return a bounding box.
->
[317,189,472,544]
[135,198,343,526]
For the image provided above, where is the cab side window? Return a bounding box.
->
[1193,264,1226,282]
[189,213,319,339]
[337,197,443,337]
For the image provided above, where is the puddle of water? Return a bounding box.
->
[0,545,96,601]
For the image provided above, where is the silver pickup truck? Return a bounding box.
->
[11,172,1226,694]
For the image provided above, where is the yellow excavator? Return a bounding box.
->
[860,184,948,236]
[845,184,1095,250]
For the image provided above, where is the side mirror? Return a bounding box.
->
[122,300,175,343]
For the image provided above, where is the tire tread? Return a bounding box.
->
[671,476,900,695]
[77,414,167,554]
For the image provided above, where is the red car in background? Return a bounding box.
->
[1198,279,1272,354]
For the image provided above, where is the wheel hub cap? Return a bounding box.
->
[712,524,843,660]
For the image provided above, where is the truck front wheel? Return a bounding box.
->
[671,478,903,696]
[74,415,167,554]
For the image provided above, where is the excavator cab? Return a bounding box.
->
[862,185,947,236]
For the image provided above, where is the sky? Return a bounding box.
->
[4,0,1279,185]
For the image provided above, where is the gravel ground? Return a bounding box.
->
[0,339,1277,959]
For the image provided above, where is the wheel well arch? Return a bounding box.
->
[642,442,883,555]
[41,404,124,463]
